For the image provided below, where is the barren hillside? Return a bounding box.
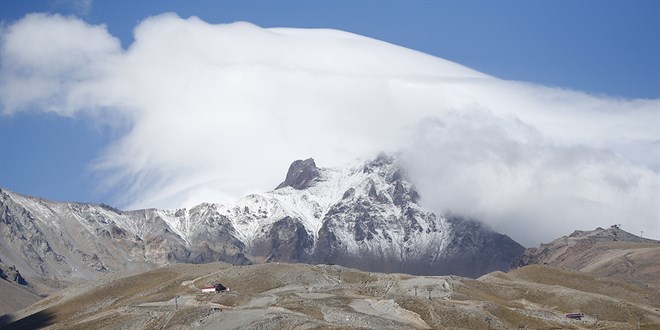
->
[513,226,660,290]
[2,261,658,329]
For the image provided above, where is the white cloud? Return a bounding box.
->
[401,110,658,246]
[0,13,120,115]
[1,13,658,245]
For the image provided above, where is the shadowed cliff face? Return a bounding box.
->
[0,261,27,286]
[251,216,315,262]
[0,309,56,330]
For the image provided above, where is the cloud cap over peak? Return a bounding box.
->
[1,13,658,245]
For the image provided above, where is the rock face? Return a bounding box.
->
[0,155,524,293]
[310,156,523,277]
[276,158,321,190]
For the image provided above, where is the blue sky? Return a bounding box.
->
[1,0,659,207]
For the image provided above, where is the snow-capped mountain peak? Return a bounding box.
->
[0,155,524,293]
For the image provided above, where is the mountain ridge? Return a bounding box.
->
[0,155,524,300]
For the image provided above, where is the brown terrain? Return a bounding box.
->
[513,226,660,291]
[1,259,658,329]
[0,280,41,316]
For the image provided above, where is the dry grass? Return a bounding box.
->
[5,261,658,329]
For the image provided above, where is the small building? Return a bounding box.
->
[566,313,584,320]
[201,283,230,293]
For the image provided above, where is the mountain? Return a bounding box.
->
[0,155,523,300]
[512,226,660,290]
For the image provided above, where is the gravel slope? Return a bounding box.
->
[2,261,658,329]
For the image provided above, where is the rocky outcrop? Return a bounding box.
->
[0,261,27,286]
[275,158,321,190]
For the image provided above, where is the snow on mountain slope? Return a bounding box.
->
[232,161,369,242]
[0,155,524,294]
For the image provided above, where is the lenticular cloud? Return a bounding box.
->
[1,13,658,244]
